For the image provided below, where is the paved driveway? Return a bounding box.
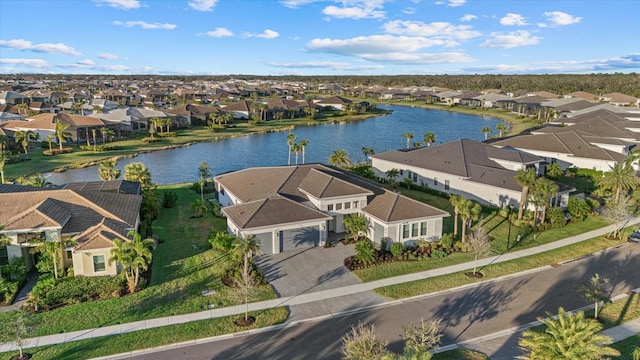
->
[256,243,387,321]
[256,243,361,297]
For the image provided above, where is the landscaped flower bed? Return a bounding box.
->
[344,242,453,271]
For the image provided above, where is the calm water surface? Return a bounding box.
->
[46,105,506,185]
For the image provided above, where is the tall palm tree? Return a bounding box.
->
[385,168,400,187]
[597,162,639,203]
[109,238,132,287]
[0,151,6,184]
[329,149,352,169]
[449,195,465,239]
[298,139,310,164]
[124,162,152,187]
[518,307,619,360]
[423,132,436,147]
[99,127,108,145]
[361,147,375,164]
[0,225,10,280]
[45,134,56,152]
[99,159,121,181]
[292,142,302,165]
[459,198,482,243]
[496,123,509,138]
[164,118,172,133]
[530,177,558,225]
[55,119,72,150]
[402,132,414,149]
[92,105,103,114]
[233,235,260,290]
[123,230,155,293]
[286,132,297,165]
[91,128,97,146]
[515,168,537,220]
[481,126,492,140]
[14,130,37,157]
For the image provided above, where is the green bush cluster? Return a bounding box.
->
[389,242,404,257]
[208,232,235,252]
[79,145,107,152]
[162,190,178,208]
[566,167,603,179]
[28,275,126,311]
[43,147,74,156]
[0,279,18,305]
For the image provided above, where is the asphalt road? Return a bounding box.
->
[129,243,640,360]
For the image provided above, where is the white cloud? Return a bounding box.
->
[77,59,95,66]
[92,0,140,10]
[307,35,474,64]
[500,13,527,26]
[402,7,415,15]
[280,0,318,8]
[244,29,279,39]
[382,20,481,41]
[323,5,385,19]
[268,61,384,71]
[113,20,177,30]
[460,14,477,22]
[0,58,49,67]
[205,27,233,38]
[463,54,640,74]
[98,52,119,60]
[481,30,541,49]
[447,0,466,7]
[0,39,80,56]
[188,0,218,12]
[543,11,582,26]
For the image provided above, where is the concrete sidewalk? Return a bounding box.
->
[1,217,638,354]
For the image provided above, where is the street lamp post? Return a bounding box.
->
[506,205,513,251]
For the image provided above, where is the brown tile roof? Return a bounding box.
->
[298,168,374,199]
[222,196,331,230]
[363,190,448,223]
[74,219,131,251]
[215,166,297,202]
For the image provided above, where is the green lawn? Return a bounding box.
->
[0,307,289,360]
[375,233,629,299]
[433,348,489,359]
[611,334,640,360]
[0,184,285,337]
[556,174,598,194]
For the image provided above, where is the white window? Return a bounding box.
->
[344,202,351,209]
[93,255,106,272]
[328,204,334,211]
[420,222,428,236]
[336,203,342,210]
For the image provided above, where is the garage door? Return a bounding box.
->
[254,232,273,255]
[279,227,319,252]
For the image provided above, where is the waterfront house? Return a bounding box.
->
[214,164,449,254]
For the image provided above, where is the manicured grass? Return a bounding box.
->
[354,210,609,283]
[375,234,628,299]
[0,307,289,360]
[433,348,489,360]
[611,334,640,360]
[591,293,640,330]
[0,184,281,337]
[556,174,598,194]
[5,110,386,181]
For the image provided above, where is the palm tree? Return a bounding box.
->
[518,307,620,360]
[361,147,375,164]
[119,231,155,293]
[328,149,352,169]
[402,132,414,149]
[343,214,368,243]
[15,103,28,115]
[286,132,296,165]
[0,151,6,184]
[109,238,132,287]
[530,177,558,225]
[423,132,436,147]
[91,128,98,147]
[515,168,537,220]
[30,173,52,188]
[459,198,482,243]
[385,168,400,187]
[189,199,208,218]
[54,119,72,150]
[14,130,37,157]
[496,123,509,138]
[99,127,108,145]
[233,234,260,318]
[124,162,152,187]
[198,160,212,201]
[99,159,121,181]
[164,118,172,133]
[45,134,55,152]
[92,104,103,114]
[292,142,302,165]
[597,162,639,203]
[29,234,73,280]
[298,139,310,164]
[481,126,492,140]
[449,195,465,239]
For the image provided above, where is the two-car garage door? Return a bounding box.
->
[255,226,320,254]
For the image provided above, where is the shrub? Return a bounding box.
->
[380,237,390,253]
[355,239,377,265]
[157,132,177,138]
[43,147,73,156]
[191,181,215,194]
[79,145,106,152]
[209,232,236,252]
[430,249,447,259]
[586,197,601,211]
[210,198,223,217]
[454,241,470,252]
[546,206,567,227]
[568,197,591,220]
[390,242,404,258]
[141,137,161,143]
[439,233,453,250]
[162,190,178,208]
[2,257,27,283]
[28,274,126,311]
[0,278,18,305]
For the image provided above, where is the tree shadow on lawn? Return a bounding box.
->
[26,335,113,360]
[487,243,640,359]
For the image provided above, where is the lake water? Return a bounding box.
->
[46,105,506,185]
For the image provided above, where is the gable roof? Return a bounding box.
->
[362,190,448,223]
[222,196,331,229]
[298,168,374,199]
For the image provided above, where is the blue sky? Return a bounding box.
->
[1,0,638,75]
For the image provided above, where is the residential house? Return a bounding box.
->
[0,91,29,105]
[313,96,352,111]
[7,113,113,146]
[214,164,449,253]
[0,181,142,276]
[599,92,640,107]
[220,100,252,120]
[370,139,573,210]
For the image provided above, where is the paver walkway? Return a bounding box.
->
[1,217,638,354]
